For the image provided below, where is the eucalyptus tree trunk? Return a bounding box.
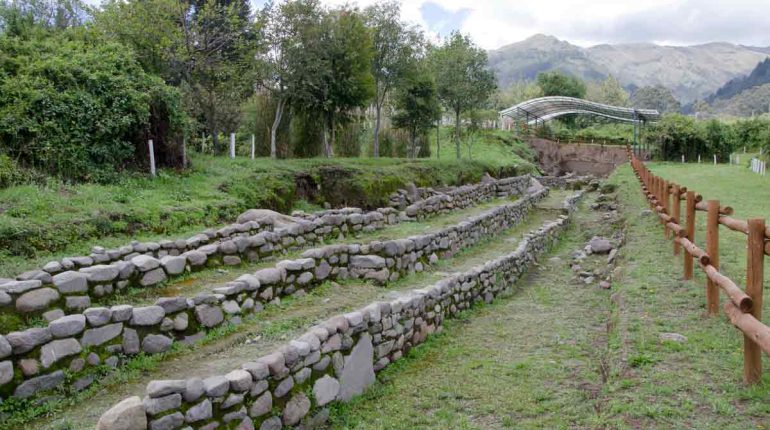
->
[270,97,287,159]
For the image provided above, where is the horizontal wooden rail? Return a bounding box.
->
[701,263,753,312]
[696,200,733,215]
[676,237,710,266]
[725,302,770,356]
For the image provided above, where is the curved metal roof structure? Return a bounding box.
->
[499,96,660,124]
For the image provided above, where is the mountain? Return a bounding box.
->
[708,84,770,117]
[707,58,770,103]
[488,35,770,104]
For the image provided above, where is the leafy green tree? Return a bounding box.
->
[365,0,422,158]
[536,71,586,98]
[392,67,440,158]
[430,31,496,159]
[631,85,681,113]
[0,31,185,180]
[494,80,542,110]
[701,119,735,160]
[648,114,704,160]
[313,6,375,157]
[586,75,629,106]
[0,0,90,33]
[260,0,323,159]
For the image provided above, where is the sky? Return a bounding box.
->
[314,0,770,50]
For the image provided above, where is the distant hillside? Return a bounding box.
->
[709,84,770,117]
[488,35,770,104]
[707,58,770,103]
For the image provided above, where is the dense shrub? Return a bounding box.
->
[0,31,186,181]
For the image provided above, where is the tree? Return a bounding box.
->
[313,6,375,158]
[586,75,629,106]
[631,85,681,113]
[536,71,586,98]
[430,31,496,159]
[365,0,422,158]
[260,0,323,159]
[494,80,542,110]
[392,66,440,158]
[0,0,90,32]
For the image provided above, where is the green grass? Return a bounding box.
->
[427,127,539,169]
[0,150,537,277]
[325,166,770,429]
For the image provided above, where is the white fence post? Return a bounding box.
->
[698,154,701,164]
[229,133,236,159]
[714,154,717,165]
[148,139,156,177]
[682,154,685,163]
[250,134,255,160]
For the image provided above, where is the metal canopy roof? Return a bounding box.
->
[499,96,660,124]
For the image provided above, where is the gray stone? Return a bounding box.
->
[282,393,310,426]
[150,412,184,430]
[105,355,119,368]
[111,304,134,322]
[195,304,224,328]
[259,417,282,430]
[337,333,375,401]
[203,375,229,397]
[313,375,340,406]
[184,251,207,267]
[19,358,39,376]
[223,406,247,423]
[16,287,60,313]
[65,295,91,311]
[14,370,65,398]
[241,361,269,380]
[226,369,252,392]
[140,268,168,287]
[274,375,294,398]
[147,379,187,398]
[73,374,95,391]
[660,332,688,343]
[52,271,89,294]
[222,393,244,409]
[0,360,13,385]
[254,268,283,285]
[350,255,386,269]
[0,291,11,306]
[248,391,272,418]
[155,297,188,314]
[144,393,182,415]
[42,308,65,322]
[185,399,212,423]
[85,307,113,326]
[43,261,63,273]
[7,327,52,354]
[81,265,120,283]
[49,314,86,338]
[1,280,42,294]
[132,255,161,271]
[173,313,189,331]
[142,334,173,354]
[87,352,101,366]
[314,261,332,280]
[160,255,187,275]
[131,306,165,326]
[222,300,241,315]
[294,367,312,385]
[40,338,82,368]
[249,380,268,397]
[588,236,613,254]
[0,335,11,359]
[96,396,147,430]
[183,378,205,402]
[69,357,85,372]
[123,328,141,354]
[81,323,123,347]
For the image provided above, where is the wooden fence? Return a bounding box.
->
[627,146,770,384]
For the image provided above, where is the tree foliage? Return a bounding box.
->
[430,31,496,159]
[536,71,586,98]
[631,85,681,113]
[392,66,440,158]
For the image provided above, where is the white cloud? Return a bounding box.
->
[320,0,770,49]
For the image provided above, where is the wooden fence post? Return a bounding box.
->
[663,180,671,239]
[744,218,765,383]
[706,200,720,315]
[148,139,156,177]
[684,191,696,279]
[672,184,681,255]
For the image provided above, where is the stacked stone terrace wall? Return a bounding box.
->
[0,187,550,401]
[96,191,581,430]
[1,175,532,324]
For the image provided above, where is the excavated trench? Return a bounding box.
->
[526,138,629,177]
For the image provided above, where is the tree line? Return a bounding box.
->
[0,0,497,181]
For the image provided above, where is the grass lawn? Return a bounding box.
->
[325,163,770,429]
[0,142,537,277]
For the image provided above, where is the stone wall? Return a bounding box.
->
[96,193,579,430]
[0,176,531,324]
[0,188,551,401]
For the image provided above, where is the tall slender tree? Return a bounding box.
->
[364,1,422,158]
[430,32,496,159]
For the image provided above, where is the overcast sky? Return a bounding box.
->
[316,0,770,50]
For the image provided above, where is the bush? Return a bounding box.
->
[0,30,186,181]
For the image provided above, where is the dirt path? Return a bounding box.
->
[325,168,770,429]
[29,194,568,430]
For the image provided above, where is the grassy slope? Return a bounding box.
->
[325,164,770,429]
[0,144,537,276]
